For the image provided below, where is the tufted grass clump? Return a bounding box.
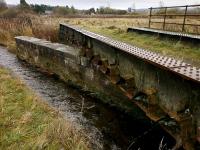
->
[0,67,90,150]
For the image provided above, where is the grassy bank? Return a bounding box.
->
[65,18,200,67]
[0,67,89,150]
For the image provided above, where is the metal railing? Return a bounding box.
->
[148,4,200,34]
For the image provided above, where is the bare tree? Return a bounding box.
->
[0,0,7,10]
[157,1,165,14]
[106,0,110,8]
[159,1,164,7]
[20,0,29,9]
[132,3,136,12]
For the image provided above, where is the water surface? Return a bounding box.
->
[0,47,175,150]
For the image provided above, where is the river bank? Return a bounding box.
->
[0,66,90,149]
[0,46,176,149]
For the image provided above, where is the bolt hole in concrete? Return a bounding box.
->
[0,46,178,149]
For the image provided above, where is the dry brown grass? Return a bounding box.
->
[32,118,90,150]
[0,67,90,150]
[65,18,148,30]
[0,15,148,53]
[149,18,200,33]
[0,15,59,52]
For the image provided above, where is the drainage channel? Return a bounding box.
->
[0,46,176,150]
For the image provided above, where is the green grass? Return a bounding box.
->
[0,67,89,150]
[65,18,200,67]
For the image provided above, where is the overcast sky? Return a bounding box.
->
[5,0,200,9]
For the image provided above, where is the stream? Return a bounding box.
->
[0,46,175,150]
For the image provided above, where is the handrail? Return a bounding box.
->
[150,4,200,9]
[148,4,200,33]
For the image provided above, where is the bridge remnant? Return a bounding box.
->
[15,24,200,149]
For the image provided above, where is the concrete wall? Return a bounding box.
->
[15,36,148,120]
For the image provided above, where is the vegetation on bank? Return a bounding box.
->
[0,67,89,150]
[0,14,59,52]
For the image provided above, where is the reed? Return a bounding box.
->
[0,15,59,52]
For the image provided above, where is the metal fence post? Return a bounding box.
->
[182,5,188,32]
[149,7,152,28]
[163,7,167,30]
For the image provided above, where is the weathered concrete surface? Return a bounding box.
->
[58,24,200,150]
[15,36,148,121]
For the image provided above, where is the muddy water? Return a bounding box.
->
[0,47,175,150]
